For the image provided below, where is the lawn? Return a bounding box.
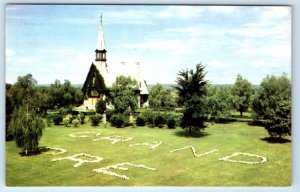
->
[6,121,291,186]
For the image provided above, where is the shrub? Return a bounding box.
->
[63,114,73,127]
[167,117,176,129]
[141,110,156,125]
[79,112,85,124]
[154,114,166,128]
[136,115,146,126]
[72,119,80,127]
[90,114,102,126]
[51,113,63,125]
[58,107,72,116]
[110,114,129,128]
[45,115,53,127]
[106,109,114,122]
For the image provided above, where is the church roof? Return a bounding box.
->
[82,63,107,96]
[96,17,105,51]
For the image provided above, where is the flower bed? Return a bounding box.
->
[170,145,219,157]
[218,152,267,165]
[69,131,101,138]
[129,141,163,149]
[93,162,156,180]
[93,135,133,144]
[52,153,104,168]
[45,147,67,155]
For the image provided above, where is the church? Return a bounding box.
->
[80,16,149,111]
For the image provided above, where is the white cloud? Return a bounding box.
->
[6,48,15,56]
[250,60,279,69]
[162,26,225,37]
[121,38,200,52]
[261,6,291,20]
[157,6,204,19]
[208,6,237,15]
[236,42,291,58]
[206,60,231,70]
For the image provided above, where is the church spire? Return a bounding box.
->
[95,13,106,62]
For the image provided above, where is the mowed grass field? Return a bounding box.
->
[6,121,291,186]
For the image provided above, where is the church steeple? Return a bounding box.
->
[95,14,106,62]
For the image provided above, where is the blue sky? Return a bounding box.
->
[5,5,291,85]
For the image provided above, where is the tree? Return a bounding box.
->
[109,76,139,113]
[6,74,40,140]
[175,63,208,136]
[206,86,234,121]
[231,74,253,116]
[6,84,14,141]
[264,100,291,139]
[48,79,84,109]
[7,74,38,110]
[149,83,176,110]
[251,74,291,138]
[8,105,45,155]
[252,74,291,120]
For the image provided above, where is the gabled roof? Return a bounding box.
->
[82,63,107,96]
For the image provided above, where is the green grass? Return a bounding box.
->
[6,121,291,186]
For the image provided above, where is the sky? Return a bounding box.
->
[5,5,291,85]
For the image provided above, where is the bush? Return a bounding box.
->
[110,114,128,128]
[106,109,114,122]
[72,119,80,127]
[51,113,63,125]
[90,114,102,126]
[167,117,176,129]
[154,114,166,128]
[141,109,156,125]
[79,113,85,124]
[136,115,146,126]
[63,114,73,127]
[45,115,53,127]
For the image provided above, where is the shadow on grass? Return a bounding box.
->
[174,130,210,138]
[248,120,265,127]
[261,137,291,144]
[19,146,50,156]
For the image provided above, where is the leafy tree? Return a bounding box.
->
[206,86,234,121]
[8,105,45,155]
[175,63,208,136]
[7,74,38,110]
[251,74,291,138]
[48,79,83,109]
[252,74,291,120]
[231,74,253,116]
[6,84,14,140]
[149,83,176,110]
[95,99,107,114]
[109,76,138,113]
[264,100,291,138]
[6,74,40,140]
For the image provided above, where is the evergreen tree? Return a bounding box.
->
[175,63,208,136]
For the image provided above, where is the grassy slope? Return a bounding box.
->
[6,122,291,186]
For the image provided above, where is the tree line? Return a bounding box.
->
[6,63,291,155]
